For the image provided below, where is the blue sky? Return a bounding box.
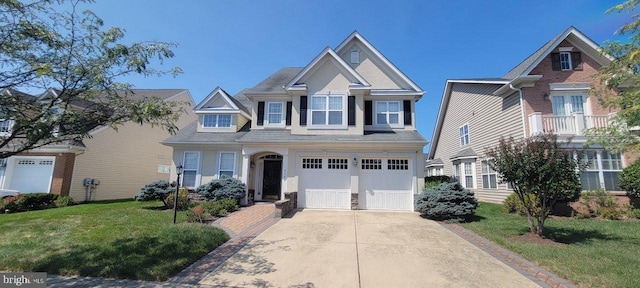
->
[82,0,630,152]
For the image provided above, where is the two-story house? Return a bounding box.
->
[163,31,427,211]
[0,88,196,201]
[428,26,626,203]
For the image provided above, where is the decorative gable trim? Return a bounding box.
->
[335,31,424,95]
[194,86,250,118]
[285,47,370,91]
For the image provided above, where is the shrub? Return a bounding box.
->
[619,159,640,198]
[3,193,59,213]
[200,199,238,217]
[414,182,478,222]
[196,177,246,201]
[579,189,624,220]
[135,180,176,207]
[55,196,77,207]
[502,193,538,215]
[165,188,189,210]
[626,208,640,219]
[217,198,239,213]
[424,175,451,184]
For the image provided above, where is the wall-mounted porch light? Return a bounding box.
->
[353,157,358,166]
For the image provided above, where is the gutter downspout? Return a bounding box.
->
[509,84,528,139]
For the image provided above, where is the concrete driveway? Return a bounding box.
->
[199,210,540,288]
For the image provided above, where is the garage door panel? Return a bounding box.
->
[305,189,350,210]
[9,158,55,193]
[360,158,413,211]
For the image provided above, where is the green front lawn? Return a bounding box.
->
[0,200,229,281]
[463,203,640,288]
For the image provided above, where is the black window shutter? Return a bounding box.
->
[257,101,264,126]
[403,100,412,125]
[365,100,372,125]
[571,52,583,71]
[551,53,561,71]
[348,96,356,126]
[286,101,292,125]
[300,96,307,126]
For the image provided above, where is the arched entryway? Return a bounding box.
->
[254,154,283,201]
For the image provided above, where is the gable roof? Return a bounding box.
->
[244,67,303,94]
[285,46,370,90]
[503,26,611,80]
[335,31,423,94]
[194,86,250,116]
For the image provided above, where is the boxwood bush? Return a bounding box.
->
[414,182,478,222]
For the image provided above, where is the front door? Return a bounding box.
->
[262,160,282,200]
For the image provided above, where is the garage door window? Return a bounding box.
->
[18,160,36,165]
[388,159,408,170]
[328,158,348,170]
[302,158,322,169]
[361,159,382,170]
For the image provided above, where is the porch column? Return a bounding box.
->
[281,154,288,200]
[240,153,250,206]
[573,112,585,135]
[528,112,543,136]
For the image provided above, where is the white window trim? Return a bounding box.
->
[374,101,403,128]
[308,93,347,129]
[551,93,589,116]
[202,114,232,128]
[481,159,498,189]
[0,119,14,136]
[182,151,201,188]
[459,123,469,147]
[559,51,572,71]
[453,160,476,189]
[218,151,237,179]
[264,102,285,127]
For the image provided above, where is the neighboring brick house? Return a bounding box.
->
[163,31,427,211]
[0,89,196,201]
[428,26,626,203]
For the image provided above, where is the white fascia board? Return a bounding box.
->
[369,90,424,96]
[285,47,369,88]
[194,87,239,111]
[493,75,543,96]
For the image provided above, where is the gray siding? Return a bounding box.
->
[432,83,524,202]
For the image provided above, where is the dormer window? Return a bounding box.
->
[350,50,359,64]
[0,120,12,134]
[203,114,231,128]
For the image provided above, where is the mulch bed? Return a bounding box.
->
[510,233,567,246]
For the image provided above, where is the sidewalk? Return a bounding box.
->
[47,202,278,287]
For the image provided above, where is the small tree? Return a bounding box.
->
[486,133,584,237]
[135,180,176,207]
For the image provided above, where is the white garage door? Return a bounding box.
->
[359,158,413,211]
[299,157,351,209]
[9,157,55,193]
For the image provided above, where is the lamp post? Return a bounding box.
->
[173,164,183,224]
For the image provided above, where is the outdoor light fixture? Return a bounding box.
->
[173,164,183,224]
[543,93,549,101]
[353,157,358,166]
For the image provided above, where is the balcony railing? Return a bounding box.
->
[529,112,614,136]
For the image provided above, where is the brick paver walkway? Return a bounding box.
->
[443,223,576,288]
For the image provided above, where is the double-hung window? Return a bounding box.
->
[218,152,236,178]
[203,114,231,128]
[375,101,401,127]
[310,94,344,127]
[560,52,572,70]
[265,102,284,127]
[459,124,469,146]
[0,120,12,134]
[182,151,200,188]
[481,160,498,189]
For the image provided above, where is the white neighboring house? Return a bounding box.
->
[163,31,428,211]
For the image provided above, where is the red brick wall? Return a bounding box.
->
[521,40,619,135]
